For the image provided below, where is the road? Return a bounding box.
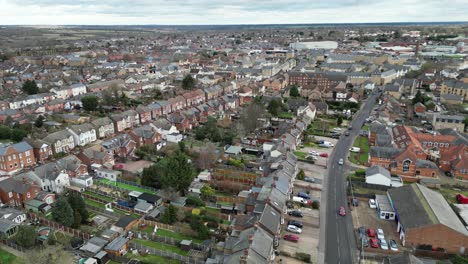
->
[324,91,381,264]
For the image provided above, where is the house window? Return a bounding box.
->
[26,151,30,156]
[7,156,11,161]
[27,192,30,198]
[415,170,420,175]
[8,192,12,198]
[402,160,411,172]
[19,153,22,158]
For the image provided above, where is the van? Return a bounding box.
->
[292,196,307,204]
[319,141,334,148]
[297,192,311,200]
[350,147,361,153]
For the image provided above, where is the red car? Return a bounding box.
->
[369,238,379,248]
[339,206,346,216]
[367,228,376,237]
[283,234,299,242]
[320,153,329,158]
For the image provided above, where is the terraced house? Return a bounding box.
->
[0,142,36,175]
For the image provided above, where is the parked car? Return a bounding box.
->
[288,210,303,218]
[369,238,378,248]
[358,226,366,239]
[308,151,319,156]
[348,126,353,130]
[304,177,315,183]
[286,225,302,234]
[351,198,359,207]
[345,131,350,136]
[367,228,376,237]
[292,196,308,205]
[339,206,346,216]
[377,229,385,240]
[456,194,468,204]
[389,239,398,251]
[361,236,369,247]
[283,234,299,242]
[368,199,377,209]
[338,158,344,165]
[320,153,329,157]
[379,239,388,250]
[298,192,311,200]
[305,155,318,161]
[333,128,342,132]
[350,147,361,153]
[288,220,303,228]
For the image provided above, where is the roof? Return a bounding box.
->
[113,215,136,228]
[415,159,438,169]
[366,165,391,179]
[0,178,34,194]
[0,141,33,155]
[104,236,128,251]
[258,204,281,235]
[370,147,403,159]
[384,252,425,264]
[138,193,161,204]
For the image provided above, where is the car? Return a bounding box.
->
[377,229,385,240]
[333,127,342,132]
[368,199,377,209]
[303,177,315,183]
[283,234,299,242]
[339,206,346,216]
[345,131,350,136]
[358,226,366,239]
[348,126,353,130]
[297,192,310,200]
[288,220,303,228]
[288,210,303,218]
[319,153,329,157]
[308,151,319,156]
[389,239,398,251]
[305,155,318,161]
[338,158,344,165]
[367,228,376,237]
[369,238,378,248]
[286,225,302,234]
[361,236,369,247]
[379,239,388,250]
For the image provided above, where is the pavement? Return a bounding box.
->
[318,91,381,264]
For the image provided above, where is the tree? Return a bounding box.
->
[412,90,429,105]
[81,95,99,111]
[267,98,283,116]
[393,30,401,39]
[178,141,186,153]
[240,102,268,134]
[195,143,218,170]
[22,80,39,95]
[72,209,82,228]
[15,225,36,248]
[67,192,89,223]
[200,185,215,200]
[297,169,305,180]
[337,116,343,127]
[141,163,164,189]
[26,245,70,264]
[34,115,45,128]
[160,152,195,195]
[11,128,27,142]
[182,75,196,90]
[52,197,74,227]
[161,204,178,224]
[289,85,300,97]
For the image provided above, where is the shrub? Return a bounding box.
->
[295,252,311,263]
[355,169,366,176]
[297,169,305,180]
[186,196,205,207]
[312,201,320,209]
[206,221,219,228]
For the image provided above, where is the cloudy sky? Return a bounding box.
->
[0,0,467,25]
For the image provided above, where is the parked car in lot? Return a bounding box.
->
[379,239,388,250]
[339,206,346,216]
[338,158,344,165]
[350,147,361,153]
[351,198,359,207]
[369,238,378,248]
[361,236,369,247]
[389,239,398,251]
[304,176,315,183]
[377,229,385,240]
[348,126,353,130]
[368,199,377,208]
[358,226,366,239]
[283,234,299,242]
[288,220,303,228]
[308,150,319,156]
[367,228,376,237]
[320,153,329,157]
[333,128,342,132]
[288,210,303,218]
[305,155,318,161]
[297,192,311,199]
[292,196,308,205]
[286,225,302,234]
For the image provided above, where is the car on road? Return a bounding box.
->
[367,228,376,237]
[369,238,378,248]
[320,153,329,157]
[389,239,398,251]
[338,206,346,216]
[288,210,303,218]
[308,151,319,156]
[368,199,377,208]
[379,239,388,250]
[283,234,299,242]
[344,131,350,136]
[288,220,303,228]
[286,225,302,234]
[377,229,385,240]
[304,176,315,183]
[338,158,344,165]
[348,126,353,130]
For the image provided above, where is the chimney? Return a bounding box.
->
[248,234,254,245]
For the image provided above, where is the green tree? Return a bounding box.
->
[412,90,429,105]
[11,128,27,142]
[72,209,82,228]
[52,197,74,227]
[22,80,39,95]
[34,115,45,128]
[0,126,10,139]
[200,185,215,200]
[15,225,36,248]
[289,85,300,97]
[297,169,305,180]
[178,141,186,153]
[81,95,99,111]
[337,116,343,127]
[67,192,89,223]
[268,98,283,116]
[141,163,164,189]
[161,204,178,224]
[182,75,196,90]
[160,152,195,195]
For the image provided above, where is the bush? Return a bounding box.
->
[355,169,366,176]
[297,169,305,180]
[186,196,205,207]
[312,201,320,209]
[295,252,312,263]
[206,221,219,228]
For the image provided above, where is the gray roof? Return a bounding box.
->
[0,141,33,155]
[384,252,425,264]
[0,178,33,194]
[369,121,388,135]
[376,134,392,147]
[0,219,17,233]
[91,117,113,127]
[43,129,73,143]
[249,227,273,262]
[415,159,438,169]
[258,204,281,236]
[370,147,403,159]
[366,165,391,179]
[104,236,128,251]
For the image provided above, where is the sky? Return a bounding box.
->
[0,0,467,25]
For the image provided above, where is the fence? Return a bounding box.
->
[131,230,207,252]
[86,204,121,220]
[137,219,197,238]
[414,249,468,260]
[129,241,205,264]
[0,239,25,252]
[28,213,91,240]
[85,187,123,200]
[350,181,392,192]
[117,178,159,194]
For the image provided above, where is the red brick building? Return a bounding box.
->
[0,142,36,175]
[0,178,41,207]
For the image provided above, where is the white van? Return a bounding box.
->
[350,147,361,153]
[319,141,334,148]
[292,196,307,204]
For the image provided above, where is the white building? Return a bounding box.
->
[67,124,97,147]
[365,165,403,187]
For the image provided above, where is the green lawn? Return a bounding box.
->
[84,191,115,202]
[85,199,106,209]
[133,239,188,256]
[0,248,23,264]
[278,112,294,119]
[293,151,307,159]
[156,229,203,243]
[203,207,221,213]
[438,187,468,204]
[361,124,369,131]
[126,253,181,264]
[349,136,370,165]
[97,179,157,195]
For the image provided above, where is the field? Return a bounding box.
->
[97,179,157,195]
[0,248,23,264]
[349,136,370,165]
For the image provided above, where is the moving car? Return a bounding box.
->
[304,177,315,183]
[369,238,378,248]
[377,229,385,240]
[345,131,350,136]
[288,220,303,228]
[319,153,329,157]
[339,206,346,216]
[286,225,302,234]
[368,199,377,209]
[389,239,398,251]
[288,210,303,218]
[338,158,344,165]
[367,228,376,237]
[283,234,299,242]
[379,239,388,250]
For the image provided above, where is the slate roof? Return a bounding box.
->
[114,215,136,228]
[415,159,438,169]
[366,165,391,179]
[0,178,33,194]
[0,142,33,155]
[370,147,403,159]
[258,204,280,235]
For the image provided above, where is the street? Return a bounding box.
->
[323,91,381,264]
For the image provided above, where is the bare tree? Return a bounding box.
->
[26,246,72,264]
[195,142,218,170]
[240,102,268,134]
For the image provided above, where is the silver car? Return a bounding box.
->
[338,158,344,165]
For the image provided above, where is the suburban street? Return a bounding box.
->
[323,91,381,264]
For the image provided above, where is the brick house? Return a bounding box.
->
[413,102,426,115]
[45,99,65,112]
[0,178,41,207]
[136,105,152,124]
[168,96,187,112]
[0,142,36,175]
[77,146,115,168]
[101,134,137,160]
[147,103,164,119]
[56,155,88,177]
[91,117,115,139]
[439,144,468,180]
[154,101,172,115]
[166,113,191,132]
[23,138,53,164]
[128,125,162,148]
[42,129,75,155]
[203,85,223,101]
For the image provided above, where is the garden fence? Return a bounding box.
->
[129,241,205,264]
[28,213,91,240]
[0,239,25,252]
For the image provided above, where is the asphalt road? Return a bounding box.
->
[324,91,381,264]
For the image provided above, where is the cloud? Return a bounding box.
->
[0,0,467,25]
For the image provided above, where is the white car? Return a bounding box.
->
[379,239,388,250]
[308,151,319,156]
[286,225,302,234]
[389,239,398,251]
[377,229,385,240]
[333,128,342,131]
[338,158,344,165]
[368,199,377,209]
